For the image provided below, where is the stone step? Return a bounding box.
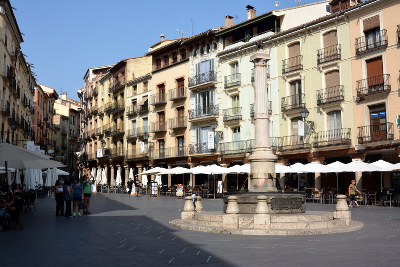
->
[170,219,363,236]
[183,218,223,227]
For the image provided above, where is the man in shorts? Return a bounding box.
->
[134,177,141,197]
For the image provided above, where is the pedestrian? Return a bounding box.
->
[54,180,64,216]
[72,177,84,217]
[134,177,141,197]
[127,178,134,197]
[348,179,361,207]
[63,180,72,217]
[191,193,197,210]
[83,176,92,215]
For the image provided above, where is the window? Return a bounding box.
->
[289,80,302,107]
[196,59,214,76]
[232,95,240,115]
[232,127,240,151]
[177,107,185,127]
[158,139,165,158]
[133,85,137,95]
[172,52,177,63]
[158,112,165,130]
[176,78,185,97]
[325,70,340,101]
[290,117,304,146]
[158,83,165,102]
[143,82,148,92]
[369,104,387,141]
[177,136,184,156]
[164,56,169,67]
[196,126,211,145]
[366,56,383,92]
[143,118,148,132]
[5,25,8,46]
[195,89,215,115]
[327,110,342,141]
[180,49,186,60]
[156,59,161,69]
[288,42,301,71]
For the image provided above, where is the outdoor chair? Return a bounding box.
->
[27,192,36,212]
[1,207,23,231]
[392,194,400,207]
[379,194,390,207]
[367,192,377,205]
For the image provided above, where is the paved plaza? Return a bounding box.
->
[1,193,400,266]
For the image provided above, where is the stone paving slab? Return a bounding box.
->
[1,193,400,266]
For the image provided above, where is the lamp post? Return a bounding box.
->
[10,121,30,146]
[300,108,315,134]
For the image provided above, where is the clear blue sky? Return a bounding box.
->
[13,0,316,101]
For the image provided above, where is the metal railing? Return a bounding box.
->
[0,100,10,116]
[317,44,341,64]
[188,104,219,120]
[280,135,311,151]
[138,104,149,114]
[189,142,218,155]
[357,122,394,144]
[137,127,149,139]
[169,117,187,129]
[150,92,167,105]
[149,146,188,159]
[316,85,344,105]
[150,121,167,132]
[313,128,351,148]
[282,55,303,74]
[281,94,305,112]
[126,128,137,139]
[355,29,387,55]
[224,73,241,88]
[223,107,242,122]
[188,71,217,87]
[109,81,125,93]
[96,126,102,136]
[250,103,272,117]
[218,140,249,155]
[126,147,149,159]
[126,104,138,116]
[169,87,187,100]
[110,125,124,136]
[110,147,124,158]
[356,74,390,98]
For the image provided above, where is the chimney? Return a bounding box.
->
[225,15,234,27]
[246,5,256,20]
[61,92,67,100]
[160,34,165,41]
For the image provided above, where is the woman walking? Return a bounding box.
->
[83,176,92,215]
[55,180,64,216]
[63,180,72,217]
[72,177,84,217]
[348,179,361,207]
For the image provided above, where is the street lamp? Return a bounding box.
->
[101,139,107,148]
[300,109,315,133]
[10,121,30,145]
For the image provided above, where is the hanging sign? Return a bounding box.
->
[97,148,103,158]
[298,120,305,136]
[207,131,214,149]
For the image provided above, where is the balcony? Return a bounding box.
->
[97,106,104,116]
[70,133,78,140]
[54,124,61,130]
[103,124,111,136]
[317,44,341,65]
[249,102,272,116]
[126,129,137,140]
[313,128,351,148]
[92,87,98,97]
[0,100,10,116]
[137,127,149,139]
[169,87,187,100]
[109,147,124,159]
[90,129,96,138]
[61,127,67,136]
[1,66,12,83]
[355,29,387,55]
[282,55,303,74]
[189,142,218,155]
[126,147,149,160]
[188,105,219,121]
[281,94,305,112]
[150,93,167,105]
[61,143,67,150]
[138,103,149,114]
[126,105,138,116]
[224,73,241,89]
[104,103,112,114]
[316,85,344,105]
[219,140,250,155]
[150,121,167,133]
[109,81,125,94]
[188,71,217,89]
[95,126,103,136]
[149,147,187,160]
[110,125,124,137]
[356,74,391,101]
[109,101,125,115]
[280,135,311,151]
[169,117,187,129]
[358,122,394,144]
[223,107,242,122]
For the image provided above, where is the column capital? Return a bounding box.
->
[250,52,270,66]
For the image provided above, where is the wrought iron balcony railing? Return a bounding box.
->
[245,138,281,152]
[169,87,187,100]
[280,135,311,151]
[189,142,218,155]
[110,147,124,158]
[137,127,149,139]
[357,122,393,144]
[138,104,149,114]
[110,125,124,136]
[150,121,167,133]
[126,105,138,116]
[126,147,149,160]
[356,74,390,99]
[317,44,341,64]
[281,94,305,112]
[218,140,250,155]
[92,87,98,97]
[282,55,303,74]
[188,71,217,87]
[149,146,188,160]
[150,93,167,105]
[126,128,137,140]
[169,117,187,129]
[316,85,344,105]
[224,73,241,88]
[355,29,387,55]
[96,126,102,136]
[188,104,219,120]
[313,128,351,148]
[109,81,125,93]
[0,100,10,116]
[223,107,242,122]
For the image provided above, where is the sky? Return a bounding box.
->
[13,0,317,101]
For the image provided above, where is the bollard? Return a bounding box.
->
[196,196,204,212]
[333,194,351,225]
[254,195,271,229]
[226,196,239,214]
[181,196,195,219]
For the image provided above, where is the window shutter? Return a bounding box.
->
[323,30,337,47]
[325,70,340,88]
[366,57,383,78]
[363,15,380,31]
[288,42,300,58]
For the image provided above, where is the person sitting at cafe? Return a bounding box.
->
[0,192,23,219]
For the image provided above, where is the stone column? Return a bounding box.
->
[315,172,321,190]
[220,163,227,193]
[167,164,172,187]
[223,196,239,228]
[196,196,204,212]
[110,165,115,186]
[137,165,143,183]
[355,171,362,191]
[189,163,195,187]
[333,195,351,225]
[124,165,130,187]
[249,52,277,192]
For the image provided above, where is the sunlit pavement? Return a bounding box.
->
[2,193,400,267]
